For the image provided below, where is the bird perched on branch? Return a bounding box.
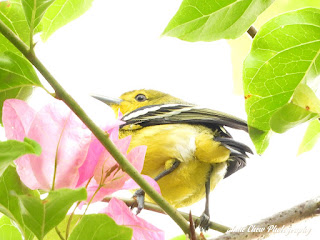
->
[92,89,252,230]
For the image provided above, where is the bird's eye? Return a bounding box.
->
[135,94,147,102]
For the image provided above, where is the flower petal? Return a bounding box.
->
[25,101,91,189]
[127,145,147,173]
[2,99,36,141]
[103,198,164,240]
[2,99,39,188]
[85,178,117,203]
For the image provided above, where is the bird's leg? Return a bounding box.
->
[199,165,214,231]
[133,160,180,214]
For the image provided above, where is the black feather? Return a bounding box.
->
[121,104,248,132]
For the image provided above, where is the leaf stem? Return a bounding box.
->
[247,25,257,39]
[0,18,190,236]
[55,227,66,240]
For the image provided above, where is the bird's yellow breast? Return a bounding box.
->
[120,124,230,207]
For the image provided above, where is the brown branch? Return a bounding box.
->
[102,196,230,233]
[208,196,320,240]
[247,26,257,39]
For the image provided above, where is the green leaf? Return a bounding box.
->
[44,215,81,240]
[248,127,271,155]
[18,188,87,240]
[298,119,320,155]
[0,215,23,240]
[39,0,94,41]
[229,0,320,95]
[69,214,132,240]
[0,0,30,54]
[0,166,36,240]
[170,235,187,240]
[243,8,320,153]
[162,0,275,42]
[244,8,320,132]
[21,0,56,30]
[291,84,320,113]
[270,103,317,133]
[0,137,41,176]
[0,51,44,125]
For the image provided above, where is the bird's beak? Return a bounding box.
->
[91,94,122,106]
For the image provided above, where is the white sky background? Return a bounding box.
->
[1,0,320,239]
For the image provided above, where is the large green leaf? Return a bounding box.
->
[0,215,23,240]
[162,0,275,42]
[21,0,56,30]
[0,137,41,176]
[229,0,320,95]
[0,51,44,125]
[39,0,94,41]
[243,8,320,152]
[0,0,30,54]
[69,214,132,240]
[18,188,87,240]
[298,119,320,155]
[0,166,37,240]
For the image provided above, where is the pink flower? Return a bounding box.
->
[3,99,159,205]
[2,99,120,190]
[84,127,148,202]
[102,198,165,240]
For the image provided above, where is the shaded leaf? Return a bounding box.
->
[248,127,271,155]
[39,0,94,41]
[270,103,317,133]
[0,137,41,176]
[0,51,44,125]
[0,0,30,54]
[291,84,320,113]
[162,0,274,42]
[44,214,81,240]
[0,166,36,240]
[69,214,132,240]
[0,215,23,240]
[18,188,87,240]
[298,119,320,155]
[21,0,55,30]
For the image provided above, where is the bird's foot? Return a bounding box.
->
[132,188,145,215]
[199,212,210,231]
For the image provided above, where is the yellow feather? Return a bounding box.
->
[114,90,232,207]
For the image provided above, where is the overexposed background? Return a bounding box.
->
[1,0,320,239]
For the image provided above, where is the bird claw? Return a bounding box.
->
[132,189,145,215]
[199,212,210,231]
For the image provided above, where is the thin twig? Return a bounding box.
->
[0,20,190,235]
[55,227,66,240]
[102,196,230,233]
[247,26,257,39]
[208,196,320,240]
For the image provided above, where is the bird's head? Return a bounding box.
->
[92,89,184,115]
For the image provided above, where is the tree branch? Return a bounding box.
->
[208,196,320,240]
[102,196,230,233]
[247,26,257,39]
[0,20,190,235]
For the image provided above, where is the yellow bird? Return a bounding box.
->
[93,89,252,230]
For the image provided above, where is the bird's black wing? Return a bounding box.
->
[121,104,252,178]
[121,104,248,132]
